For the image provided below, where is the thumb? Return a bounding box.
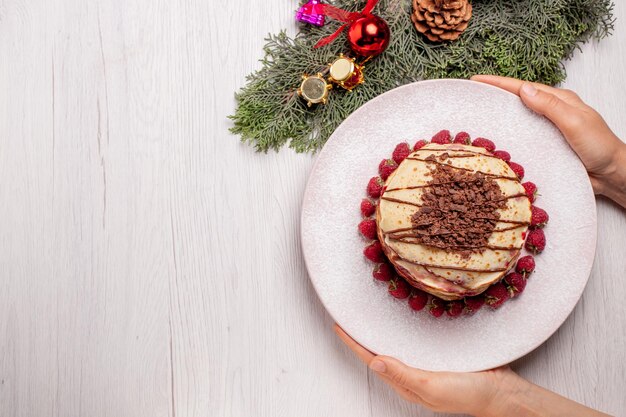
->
[519,82,578,135]
[369,356,427,388]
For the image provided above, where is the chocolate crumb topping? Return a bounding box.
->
[409,156,507,256]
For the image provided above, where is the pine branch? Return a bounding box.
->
[230,0,615,153]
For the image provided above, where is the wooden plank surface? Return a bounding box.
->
[0,0,624,416]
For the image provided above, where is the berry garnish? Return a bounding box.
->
[515,255,535,276]
[464,295,485,313]
[392,143,411,164]
[378,158,398,181]
[530,206,549,228]
[363,241,385,262]
[358,218,377,239]
[493,150,511,162]
[453,131,471,145]
[504,272,526,297]
[428,297,446,317]
[367,176,384,199]
[431,130,452,144]
[388,278,410,299]
[522,182,538,203]
[360,198,376,217]
[472,137,496,152]
[408,290,429,311]
[508,161,525,180]
[373,263,394,282]
[446,300,464,317]
[485,282,510,308]
[413,139,428,151]
[525,229,546,254]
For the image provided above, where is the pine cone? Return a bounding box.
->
[411,0,472,42]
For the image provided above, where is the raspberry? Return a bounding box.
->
[472,137,496,152]
[431,130,452,144]
[367,176,384,198]
[360,198,376,217]
[392,143,411,164]
[493,150,511,162]
[373,263,394,282]
[504,272,526,298]
[428,297,445,317]
[525,228,546,254]
[485,282,510,308]
[530,206,549,228]
[508,161,525,180]
[453,131,471,145]
[413,139,428,151]
[358,218,377,239]
[464,295,485,313]
[522,182,538,203]
[515,255,536,276]
[363,241,385,262]
[408,289,428,311]
[446,300,464,317]
[388,278,410,299]
[378,159,398,181]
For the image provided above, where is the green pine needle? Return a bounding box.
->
[230,0,614,153]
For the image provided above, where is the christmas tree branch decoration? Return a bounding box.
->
[230,0,614,153]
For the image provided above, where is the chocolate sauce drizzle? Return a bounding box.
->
[381,192,528,209]
[396,253,510,273]
[380,148,531,277]
[412,147,501,160]
[384,152,519,192]
[405,156,518,181]
[388,236,521,251]
[408,155,509,256]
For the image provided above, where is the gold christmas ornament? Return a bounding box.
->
[297,73,332,106]
[328,55,364,91]
[411,0,472,42]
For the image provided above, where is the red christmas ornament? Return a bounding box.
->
[313,0,390,57]
[347,14,390,56]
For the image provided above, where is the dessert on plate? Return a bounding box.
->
[376,143,532,301]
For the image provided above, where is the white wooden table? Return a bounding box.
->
[1,1,625,416]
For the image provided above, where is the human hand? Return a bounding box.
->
[334,324,520,416]
[471,75,626,207]
[335,324,612,417]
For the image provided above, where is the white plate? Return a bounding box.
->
[300,79,597,372]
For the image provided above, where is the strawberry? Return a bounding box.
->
[504,272,526,297]
[358,218,377,239]
[485,282,510,308]
[516,255,536,276]
[367,176,384,198]
[431,130,452,144]
[428,297,446,317]
[493,150,511,162]
[363,241,385,262]
[378,158,398,180]
[446,300,464,317]
[360,198,376,217]
[530,206,549,228]
[392,143,411,164]
[508,161,525,180]
[525,228,546,254]
[373,263,394,282]
[388,278,410,299]
[472,137,496,152]
[413,139,428,151]
[408,289,428,311]
[522,182,538,203]
[464,295,485,313]
[453,131,471,145]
